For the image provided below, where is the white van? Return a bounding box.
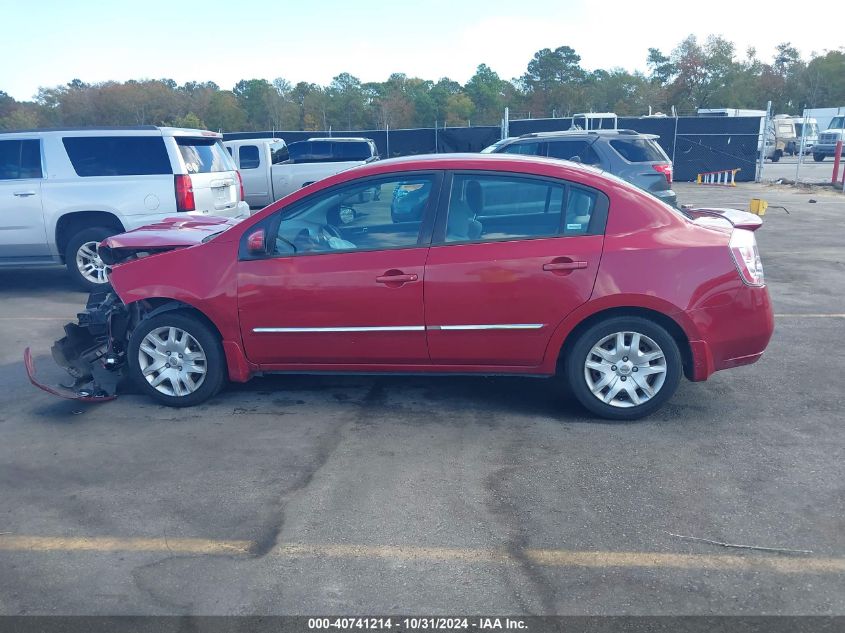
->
[0,127,249,289]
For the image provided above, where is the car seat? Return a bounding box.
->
[446,180,484,241]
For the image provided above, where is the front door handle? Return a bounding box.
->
[13,191,36,197]
[376,270,418,286]
[543,259,588,272]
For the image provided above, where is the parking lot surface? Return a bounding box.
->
[0,182,843,615]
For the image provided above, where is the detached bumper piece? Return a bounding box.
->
[25,291,129,401]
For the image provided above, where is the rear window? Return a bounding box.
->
[270,141,289,164]
[288,140,373,163]
[0,139,42,180]
[62,136,171,177]
[176,137,235,174]
[609,138,667,163]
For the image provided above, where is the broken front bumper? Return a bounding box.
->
[25,291,130,401]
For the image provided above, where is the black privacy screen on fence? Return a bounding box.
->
[225,116,761,182]
[224,127,501,159]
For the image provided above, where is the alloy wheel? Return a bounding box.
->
[75,241,109,285]
[584,331,667,408]
[138,326,208,397]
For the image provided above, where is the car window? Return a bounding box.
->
[62,136,171,177]
[500,141,542,156]
[176,137,235,173]
[239,145,260,170]
[273,176,434,256]
[563,188,597,236]
[444,174,569,243]
[609,138,667,163]
[547,140,601,165]
[0,139,42,180]
[333,142,373,161]
[289,141,373,163]
[270,141,289,164]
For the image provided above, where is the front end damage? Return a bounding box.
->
[25,290,135,401]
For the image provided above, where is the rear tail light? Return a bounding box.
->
[730,229,764,286]
[175,175,195,212]
[653,163,673,185]
[236,171,245,202]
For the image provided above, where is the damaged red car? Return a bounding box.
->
[26,154,774,420]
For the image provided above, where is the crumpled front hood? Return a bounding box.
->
[102,216,239,250]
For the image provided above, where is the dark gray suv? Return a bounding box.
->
[483,130,677,207]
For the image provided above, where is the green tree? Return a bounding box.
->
[205,90,247,131]
[465,64,507,125]
[233,78,276,129]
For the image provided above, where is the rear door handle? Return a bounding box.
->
[543,260,588,272]
[13,191,36,197]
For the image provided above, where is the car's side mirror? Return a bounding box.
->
[570,155,583,164]
[247,228,266,254]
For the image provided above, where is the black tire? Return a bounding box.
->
[564,316,682,421]
[770,150,781,163]
[65,227,116,291]
[813,153,825,162]
[127,311,226,407]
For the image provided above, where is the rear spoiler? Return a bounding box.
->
[682,206,763,232]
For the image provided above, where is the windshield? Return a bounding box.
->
[795,122,819,136]
[481,139,512,153]
[828,116,845,130]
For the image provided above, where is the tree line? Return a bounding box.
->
[1,35,843,133]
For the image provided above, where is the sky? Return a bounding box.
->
[1,0,842,101]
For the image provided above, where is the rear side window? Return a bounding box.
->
[609,138,667,163]
[177,137,234,174]
[443,174,604,243]
[239,145,260,169]
[500,141,542,156]
[547,140,602,165]
[332,141,373,161]
[444,174,565,243]
[0,139,42,180]
[63,136,170,177]
[288,141,373,163]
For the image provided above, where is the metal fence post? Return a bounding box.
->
[434,120,438,154]
[386,122,390,158]
[756,101,771,183]
[796,112,809,183]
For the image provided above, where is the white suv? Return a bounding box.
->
[0,126,249,289]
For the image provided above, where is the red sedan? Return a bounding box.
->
[28,154,773,420]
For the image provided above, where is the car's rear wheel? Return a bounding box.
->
[813,153,825,162]
[128,312,225,407]
[65,227,115,291]
[565,316,681,420]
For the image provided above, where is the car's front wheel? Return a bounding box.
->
[565,316,682,420]
[813,153,825,162]
[127,311,225,407]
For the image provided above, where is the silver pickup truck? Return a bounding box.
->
[224,137,379,209]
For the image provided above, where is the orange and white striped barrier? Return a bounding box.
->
[696,168,740,186]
